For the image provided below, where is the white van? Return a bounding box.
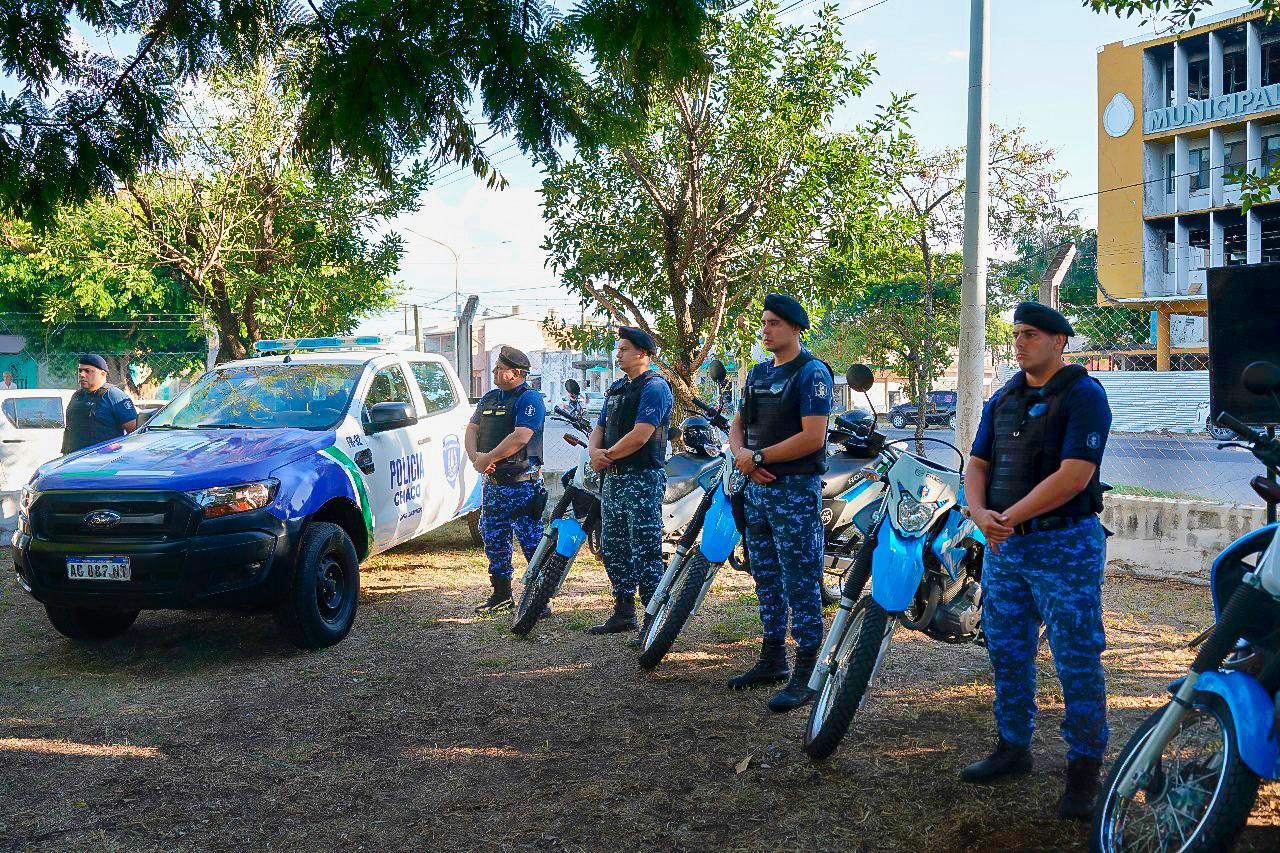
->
[0,389,75,524]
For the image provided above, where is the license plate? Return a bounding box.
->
[66,557,131,581]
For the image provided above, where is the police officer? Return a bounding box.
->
[62,354,138,454]
[961,302,1112,822]
[587,327,673,637]
[726,294,832,712]
[466,346,547,613]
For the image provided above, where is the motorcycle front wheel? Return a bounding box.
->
[511,532,572,637]
[1091,693,1259,853]
[638,553,711,670]
[803,595,895,760]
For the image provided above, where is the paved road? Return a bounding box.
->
[540,418,1272,506]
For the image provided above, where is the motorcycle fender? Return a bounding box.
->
[549,518,588,559]
[870,530,927,614]
[699,487,741,565]
[1179,671,1280,779]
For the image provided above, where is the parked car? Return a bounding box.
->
[887,390,958,430]
[12,336,482,650]
[1197,399,1237,441]
[583,390,607,416]
[0,390,76,522]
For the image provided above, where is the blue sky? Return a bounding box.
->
[372,0,1242,334]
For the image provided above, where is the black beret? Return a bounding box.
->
[763,293,810,330]
[617,326,656,355]
[78,353,108,371]
[1013,302,1074,337]
[496,345,530,371]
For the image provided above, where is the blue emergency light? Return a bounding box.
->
[252,336,392,354]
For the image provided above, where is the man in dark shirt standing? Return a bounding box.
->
[961,302,1112,822]
[62,354,138,454]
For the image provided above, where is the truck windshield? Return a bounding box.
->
[148,363,364,431]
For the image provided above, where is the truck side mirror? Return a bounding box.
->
[366,401,418,434]
[845,364,874,393]
[1242,361,1280,396]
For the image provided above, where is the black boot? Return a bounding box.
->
[1058,757,1102,821]
[474,576,513,613]
[961,738,1034,783]
[588,594,637,635]
[727,639,789,690]
[767,646,819,713]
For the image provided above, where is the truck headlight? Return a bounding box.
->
[896,492,936,533]
[19,485,41,517]
[188,479,279,519]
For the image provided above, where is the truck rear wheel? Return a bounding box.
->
[275,521,359,649]
[44,605,139,641]
[465,510,483,546]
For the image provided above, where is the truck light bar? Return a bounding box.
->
[253,336,390,354]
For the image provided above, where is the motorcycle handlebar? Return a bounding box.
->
[1217,412,1263,444]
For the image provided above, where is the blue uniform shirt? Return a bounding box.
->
[62,384,138,453]
[596,371,674,429]
[469,383,545,466]
[971,371,1112,466]
[741,352,834,418]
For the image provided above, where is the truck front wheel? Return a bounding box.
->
[45,605,139,641]
[275,521,359,649]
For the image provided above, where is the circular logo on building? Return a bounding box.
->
[442,435,461,487]
[1103,93,1135,138]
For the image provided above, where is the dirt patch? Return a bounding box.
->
[2,522,1277,852]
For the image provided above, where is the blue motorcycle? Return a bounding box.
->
[804,365,987,760]
[1092,362,1280,853]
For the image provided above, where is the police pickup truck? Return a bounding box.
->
[11,337,482,649]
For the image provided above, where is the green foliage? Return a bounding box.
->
[0,1,709,227]
[1085,0,1275,29]
[0,57,417,365]
[540,0,909,405]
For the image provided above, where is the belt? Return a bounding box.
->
[1011,514,1091,536]
[606,464,662,476]
[487,469,540,485]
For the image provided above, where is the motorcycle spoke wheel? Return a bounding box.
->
[1095,695,1259,853]
[803,596,892,760]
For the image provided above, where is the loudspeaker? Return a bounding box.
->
[1207,264,1280,426]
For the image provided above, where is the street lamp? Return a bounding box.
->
[403,228,512,318]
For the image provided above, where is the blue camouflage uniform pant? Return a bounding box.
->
[601,468,666,604]
[480,479,544,581]
[983,515,1109,761]
[743,474,825,651]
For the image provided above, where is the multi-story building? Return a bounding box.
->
[1097,5,1280,370]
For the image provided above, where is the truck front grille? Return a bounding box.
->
[34,491,197,541]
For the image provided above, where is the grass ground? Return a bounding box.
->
[2,521,1278,852]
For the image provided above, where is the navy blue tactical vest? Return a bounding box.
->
[475,387,542,479]
[743,352,830,476]
[986,364,1104,517]
[63,387,126,453]
[603,372,668,470]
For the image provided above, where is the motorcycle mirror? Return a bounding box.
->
[1242,361,1280,395]
[709,359,727,384]
[846,364,874,393]
[565,378,580,396]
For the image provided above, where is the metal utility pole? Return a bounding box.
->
[413,305,421,352]
[457,295,480,399]
[955,0,990,462]
[1039,242,1078,309]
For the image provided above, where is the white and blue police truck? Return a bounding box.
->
[11,337,482,649]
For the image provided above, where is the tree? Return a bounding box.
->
[0,56,416,364]
[0,0,709,227]
[540,1,909,409]
[814,126,1069,446]
[1086,1,1275,28]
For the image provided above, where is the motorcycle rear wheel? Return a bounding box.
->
[803,595,894,760]
[638,553,710,670]
[511,534,571,637]
[1091,693,1258,853]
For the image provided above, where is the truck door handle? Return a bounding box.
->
[354,449,375,474]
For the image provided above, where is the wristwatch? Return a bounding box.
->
[751,450,766,468]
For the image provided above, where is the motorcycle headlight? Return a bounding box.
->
[188,479,279,519]
[896,492,935,533]
[665,475,703,503]
[19,485,41,517]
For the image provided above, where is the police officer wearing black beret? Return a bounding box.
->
[962,301,1113,821]
[467,345,547,612]
[62,354,138,454]
[588,326,674,637]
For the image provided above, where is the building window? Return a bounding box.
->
[1188,57,1211,101]
[1223,219,1248,266]
[1224,50,1248,93]
[1167,152,1176,194]
[1189,147,1210,192]
[1164,238,1177,274]
[1188,227,1209,270]
[1265,44,1280,86]
[1264,135,1280,175]
[1224,141,1247,185]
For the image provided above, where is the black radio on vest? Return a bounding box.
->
[603,373,667,470]
[986,364,1104,517]
[475,389,543,482]
[743,352,828,476]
